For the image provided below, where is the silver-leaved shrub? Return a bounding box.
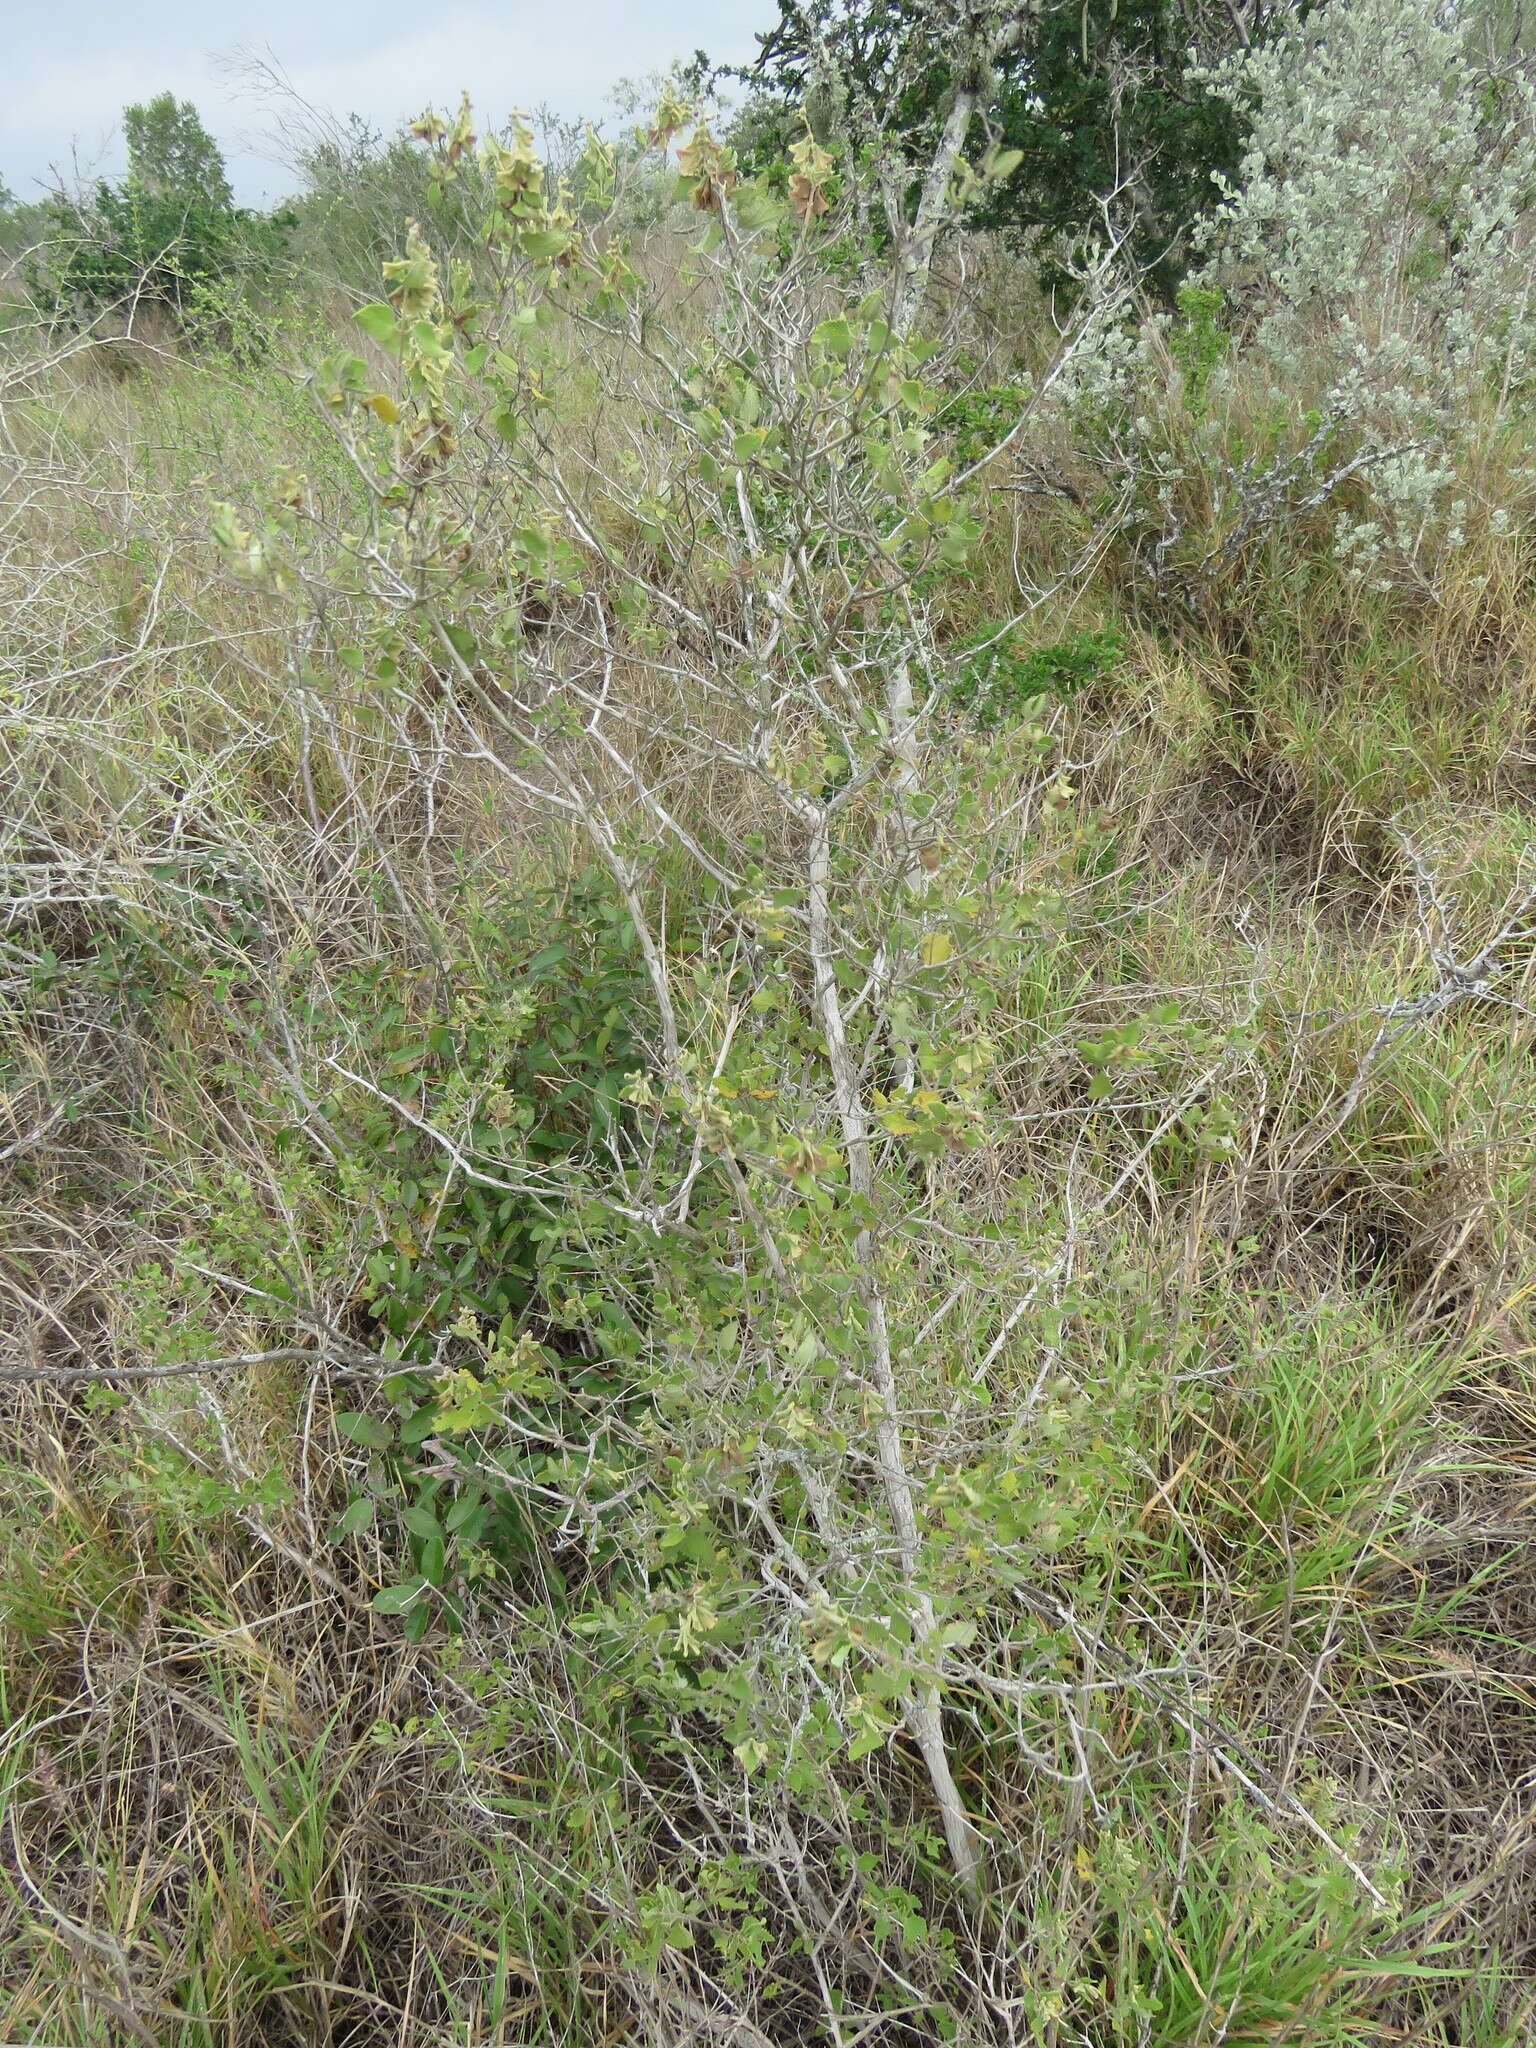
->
[1054,0,1536,599]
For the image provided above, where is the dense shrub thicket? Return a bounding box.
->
[19,95,293,335]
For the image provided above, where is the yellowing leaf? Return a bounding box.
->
[919,932,953,966]
[789,171,831,219]
[369,392,400,424]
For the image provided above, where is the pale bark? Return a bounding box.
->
[804,803,983,1894]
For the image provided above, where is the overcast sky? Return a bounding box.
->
[3,0,774,206]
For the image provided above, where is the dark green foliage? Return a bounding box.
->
[944,625,1123,730]
[345,877,645,1362]
[937,378,1033,464]
[27,91,290,335]
[732,0,1263,294]
[0,189,55,263]
[1168,282,1227,416]
[975,0,1250,291]
[33,182,290,332]
[320,873,655,1636]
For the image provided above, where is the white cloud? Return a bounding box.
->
[2,0,766,203]
[3,53,217,183]
[277,4,715,128]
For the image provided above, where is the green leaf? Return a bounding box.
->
[445,1490,485,1534]
[355,302,399,347]
[372,1576,429,1615]
[399,1404,440,1446]
[519,227,572,263]
[848,1719,894,1761]
[446,1502,489,1545]
[938,516,981,567]
[814,315,854,359]
[402,1504,444,1543]
[335,1410,393,1449]
[328,1496,376,1541]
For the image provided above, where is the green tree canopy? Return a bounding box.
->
[734,0,1275,291]
[32,91,287,337]
[123,92,234,210]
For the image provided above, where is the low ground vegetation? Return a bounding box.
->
[2,2,1536,2042]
